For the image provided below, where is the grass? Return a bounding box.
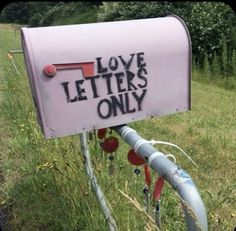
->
[0,23,235,231]
[192,68,236,91]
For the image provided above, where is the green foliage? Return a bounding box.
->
[202,53,211,78]
[97,2,181,21]
[192,56,197,73]
[0,2,58,26]
[0,2,99,27]
[28,13,44,27]
[51,3,100,26]
[97,2,121,22]
[231,28,236,50]
[231,49,236,76]
[221,35,229,77]
[39,2,99,26]
[98,2,236,67]
[211,51,221,78]
[200,36,236,80]
[27,2,58,27]
[39,2,65,26]
[1,2,31,24]
[187,2,235,62]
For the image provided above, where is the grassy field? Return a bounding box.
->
[0,24,235,231]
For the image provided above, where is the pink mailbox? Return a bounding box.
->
[21,15,191,139]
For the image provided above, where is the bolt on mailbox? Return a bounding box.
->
[21,15,191,139]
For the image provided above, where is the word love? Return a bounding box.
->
[61,52,148,120]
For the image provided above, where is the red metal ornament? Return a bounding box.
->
[43,64,57,77]
[127,149,145,166]
[101,136,119,153]
[97,128,107,139]
[144,164,152,188]
[153,176,165,201]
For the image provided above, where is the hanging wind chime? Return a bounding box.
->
[96,128,166,228]
[153,173,165,228]
[97,128,119,175]
[127,149,153,213]
[127,148,165,227]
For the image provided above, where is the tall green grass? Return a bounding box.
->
[193,34,236,91]
[0,24,236,231]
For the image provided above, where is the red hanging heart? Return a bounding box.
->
[153,176,165,201]
[97,128,107,139]
[101,136,119,153]
[127,149,145,166]
[144,164,151,188]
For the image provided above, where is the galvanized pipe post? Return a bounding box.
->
[80,133,118,231]
[113,125,208,231]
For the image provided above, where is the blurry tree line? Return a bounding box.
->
[1,1,236,79]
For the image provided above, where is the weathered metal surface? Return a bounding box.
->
[21,15,191,139]
[113,125,208,231]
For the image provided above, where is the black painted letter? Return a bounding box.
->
[61,82,77,103]
[118,54,135,70]
[137,68,148,88]
[109,57,119,71]
[85,75,100,98]
[75,80,87,101]
[115,72,126,93]
[137,52,146,68]
[126,70,138,91]
[102,73,114,95]
[97,99,112,119]
[125,92,136,113]
[96,57,108,73]
[132,89,147,111]
[110,94,126,117]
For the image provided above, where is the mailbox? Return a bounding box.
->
[21,15,191,139]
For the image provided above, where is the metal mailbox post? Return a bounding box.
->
[21,15,191,139]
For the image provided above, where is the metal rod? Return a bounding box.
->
[7,53,20,76]
[113,125,208,231]
[8,49,23,54]
[10,59,20,75]
[79,133,118,231]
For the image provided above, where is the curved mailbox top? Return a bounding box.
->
[21,15,191,139]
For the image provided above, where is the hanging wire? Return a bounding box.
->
[149,140,199,168]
